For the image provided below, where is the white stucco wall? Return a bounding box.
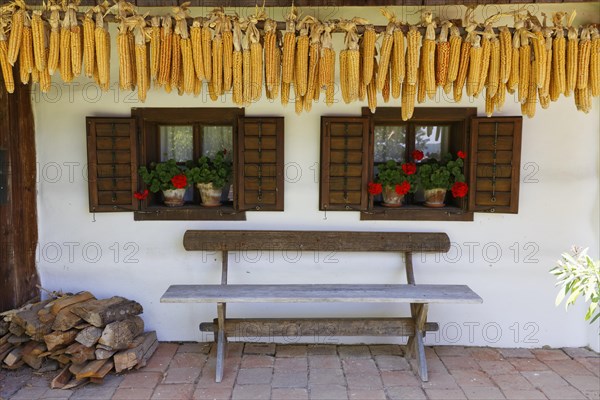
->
[33,4,599,348]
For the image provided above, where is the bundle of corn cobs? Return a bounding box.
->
[0,1,598,120]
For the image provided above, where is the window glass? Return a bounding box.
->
[415,125,451,161]
[202,126,233,160]
[374,125,407,163]
[159,125,193,162]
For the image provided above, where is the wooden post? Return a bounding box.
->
[215,251,228,383]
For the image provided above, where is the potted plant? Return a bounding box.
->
[368,160,416,207]
[188,150,232,207]
[138,159,190,207]
[414,150,468,207]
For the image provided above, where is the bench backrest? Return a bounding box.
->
[183,231,450,253]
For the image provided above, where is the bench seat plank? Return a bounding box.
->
[161,284,483,304]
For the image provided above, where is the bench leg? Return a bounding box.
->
[215,302,227,383]
[406,303,429,382]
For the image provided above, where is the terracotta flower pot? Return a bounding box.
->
[197,183,223,207]
[162,188,186,207]
[382,185,405,207]
[424,188,447,208]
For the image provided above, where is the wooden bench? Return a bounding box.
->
[160,230,482,382]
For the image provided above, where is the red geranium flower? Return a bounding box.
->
[457,150,466,159]
[451,182,469,198]
[402,162,417,175]
[368,182,382,195]
[395,181,411,195]
[412,150,424,161]
[134,189,149,200]
[171,174,188,189]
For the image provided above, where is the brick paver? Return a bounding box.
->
[0,343,597,400]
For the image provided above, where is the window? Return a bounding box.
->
[86,109,285,220]
[320,108,523,221]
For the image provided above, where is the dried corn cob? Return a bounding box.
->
[467,35,482,97]
[362,24,375,86]
[436,22,451,89]
[401,83,416,121]
[294,83,303,115]
[339,49,349,103]
[117,23,132,90]
[8,9,24,66]
[31,10,46,73]
[495,80,506,111]
[476,26,492,98]
[422,26,435,99]
[446,25,461,88]
[190,18,204,82]
[391,24,405,98]
[486,37,500,98]
[208,77,218,101]
[553,27,566,97]
[201,19,212,82]
[382,61,390,103]
[305,23,322,103]
[417,52,426,104]
[232,19,243,106]
[171,28,181,92]
[248,19,262,102]
[367,57,377,113]
[48,5,60,76]
[282,7,298,85]
[222,17,233,93]
[39,47,51,92]
[319,22,335,95]
[577,27,591,90]
[268,45,281,100]
[507,24,522,94]
[129,16,148,102]
[406,26,421,86]
[295,17,310,97]
[211,22,223,96]
[173,5,194,96]
[358,50,366,102]
[453,34,472,102]
[242,33,251,105]
[518,31,531,104]
[157,16,172,87]
[94,7,110,88]
[82,11,95,78]
[590,27,599,97]
[485,88,495,117]
[20,15,33,84]
[149,16,160,83]
[574,85,591,113]
[522,61,537,118]
[377,20,394,92]
[498,26,512,84]
[340,20,360,103]
[263,19,277,94]
[60,18,73,83]
[69,6,82,78]
[0,26,14,93]
[566,25,578,96]
[532,28,546,89]
[127,29,136,90]
[540,27,553,99]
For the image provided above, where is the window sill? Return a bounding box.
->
[360,205,473,221]
[134,205,246,221]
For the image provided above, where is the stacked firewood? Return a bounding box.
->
[0,1,598,119]
[0,292,157,389]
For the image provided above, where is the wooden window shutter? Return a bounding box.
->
[468,116,522,214]
[86,117,139,212]
[237,117,284,211]
[320,117,370,211]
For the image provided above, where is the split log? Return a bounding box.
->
[3,347,23,366]
[98,316,144,351]
[9,321,25,336]
[0,333,11,345]
[0,342,14,361]
[65,343,95,364]
[37,309,56,324]
[50,292,95,315]
[114,331,157,373]
[75,359,108,380]
[21,341,47,369]
[12,300,54,340]
[52,302,89,331]
[95,348,116,360]
[135,336,159,370]
[2,360,24,369]
[44,329,79,351]
[51,366,72,389]
[75,326,102,348]
[69,362,86,375]
[8,334,30,344]
[90,359,113,379]
[71,297,143,328]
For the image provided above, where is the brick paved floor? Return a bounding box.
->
[1,343,598,400]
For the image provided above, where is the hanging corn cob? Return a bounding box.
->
[531,26,546,89]
[190,18,204,82]
[551,13,567,98]
[522,60,537,118]
[391,21,405,98]
[241,24,252,105]
[401,83,416,121]
[362,23,375,86]
[39,46,51,92]
[232,18,243,106]
[565,12,578,96]
[171,23,181,93]
[271,43,281,100]
[117,22,132,90]
[436,21,451,90]
[293,79,303,115]
[209,10,223,96]
[94,4,110,90]
[281,6,297,85]
[157,16,172,87]
[31,10,46,73]
[382,60,390,103]
[405,25,421,86]
[421,12,436,99]
[149,16,160,83]
[475,24,494,98]
[339,19,360,103]
[82,10,95,78]
[358,45,366,103]
[247,14,263,102]
[68,2,82,78]
[446,25,462,94]
[339,48,349,103]
[0,20,14,93]
[263,19,278,98]
[20,13,33,84]
[590,27,599,97]
[576,27,591,90]
[377,9,395,94]
[47,2,61,75]
[453,29,473,102]
[575,85,591,113]
[507,20,524,94]
[7,1,25,66]
[367,57,377,113]
[222,16,233,93]
[173,4,193,95]
[498,26,511,84]
[201,17,212,82]
[320,22,335,106]
[518,30,532,104]
[126,15,148,102]
[295,16,311,97]
[486,33,500,98]
[417,49,426,104]
[539,26,553,107]
[59,4,73,83]
[305,22,323,104]
[466,35,482,98]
